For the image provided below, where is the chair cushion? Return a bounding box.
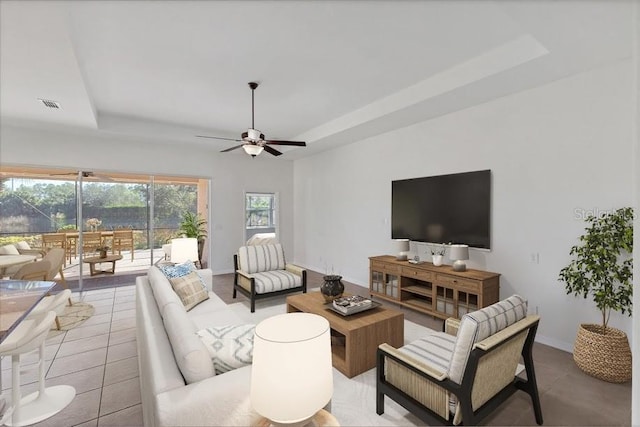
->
[169,272,209,311]
[196,324,255,374]
[163,303,215,383]
[14,241,31,250]
[448,294,528,384]
[237,244,286,274]
[398,332,456,373]
[251,270,301,294]
[0,244,20,255]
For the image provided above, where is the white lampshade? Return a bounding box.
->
[170,238,198,264]
[449,244,469,272]
[251,313,333,425]
[393,239,410,261]
[243,144,264,156]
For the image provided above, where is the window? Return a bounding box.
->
[245,193,275,228]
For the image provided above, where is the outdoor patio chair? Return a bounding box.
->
[81,232,103,257]
[41,233,67,266]
[10,260,51,281]
[112,228,134,261]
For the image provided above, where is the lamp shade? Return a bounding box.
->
[170,237,198,264]
[393,239,410,260]
[251,313,333,424]
[449,244,469,261]
[243,144,264,156]
[449,244,469,272]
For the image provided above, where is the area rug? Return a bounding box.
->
[46,301,95,340]
[226,297,434,426]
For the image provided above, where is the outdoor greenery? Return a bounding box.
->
[0,178,198,247]
[558,207,634,334]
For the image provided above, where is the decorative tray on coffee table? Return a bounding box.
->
[325,295,381,316]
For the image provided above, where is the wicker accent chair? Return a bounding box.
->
[376,295,543,426]
[232,243,306,312]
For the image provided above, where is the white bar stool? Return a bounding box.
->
[0,311,76,426]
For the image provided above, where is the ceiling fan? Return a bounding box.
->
[48,171,114,181]
[195,82,306,157]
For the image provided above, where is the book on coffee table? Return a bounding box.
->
[331,295,375,315]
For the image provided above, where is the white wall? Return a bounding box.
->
[294,60,634,351]
[0,125,294,274]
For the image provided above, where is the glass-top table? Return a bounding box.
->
[0,280,56,344]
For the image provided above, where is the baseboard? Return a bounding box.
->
[534,333,573,353]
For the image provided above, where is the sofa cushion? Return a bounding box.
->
[448,294,528,384]
[170,272,209,311]
[237,244,286,274]
[197,324,255,374]
[148,266,183,317]
[251,270,301,294]
[163,303,215,384]
[0,244,20,255]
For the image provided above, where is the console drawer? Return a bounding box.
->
[371,261,401,274]
[435,274,479,291]
[401,267,433,282]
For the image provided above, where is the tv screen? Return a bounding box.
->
[391,170,491,249]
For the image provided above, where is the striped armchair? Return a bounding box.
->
[232,243,306,312]
[376,295,543,426]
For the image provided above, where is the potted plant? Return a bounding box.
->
[179,212,208,265]
[429,243,447,266]
[558,207,633,383]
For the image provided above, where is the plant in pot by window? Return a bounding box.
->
[558,207,633,383]
[179,212,208,266]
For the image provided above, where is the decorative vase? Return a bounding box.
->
[321,275,345,303]
[99,250,107,259]
[573,323,632,383]
[432,255,443,266]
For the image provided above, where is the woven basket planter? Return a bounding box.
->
[573,324,632,383]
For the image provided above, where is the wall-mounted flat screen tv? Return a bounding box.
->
[391,169,491,249]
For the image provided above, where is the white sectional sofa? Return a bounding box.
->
[136,266,260,427]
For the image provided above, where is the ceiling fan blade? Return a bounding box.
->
[264,140,306,147]
[196,135,243,142]
[220,144,245,153]
[262,145,283,156]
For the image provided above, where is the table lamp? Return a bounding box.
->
[170,237,198,264]
[251,312,333,427]
[393,239,410,261]
[449,244,469,272]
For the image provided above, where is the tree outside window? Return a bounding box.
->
[245,193,275,228]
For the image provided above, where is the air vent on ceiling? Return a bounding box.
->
[38,98,61,109]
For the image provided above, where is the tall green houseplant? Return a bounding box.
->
[558,206,633,383]
[558,207,633,333]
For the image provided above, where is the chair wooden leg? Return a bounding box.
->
[55,316,61,331]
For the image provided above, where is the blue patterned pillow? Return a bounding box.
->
[160,261,196,279]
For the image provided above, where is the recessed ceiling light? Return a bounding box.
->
[38,98,61,109]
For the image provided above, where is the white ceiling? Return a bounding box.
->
[0,0,633,159]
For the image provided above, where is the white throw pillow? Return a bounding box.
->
[14,241,31,250]
[197,324,255,374]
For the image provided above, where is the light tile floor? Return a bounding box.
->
[1,285,142,427]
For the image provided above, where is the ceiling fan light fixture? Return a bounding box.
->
[243,144,264,156]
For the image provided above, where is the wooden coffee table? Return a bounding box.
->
[83,254,123,276]
[286,291,404,378]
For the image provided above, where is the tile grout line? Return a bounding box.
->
[96,289,117,423]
